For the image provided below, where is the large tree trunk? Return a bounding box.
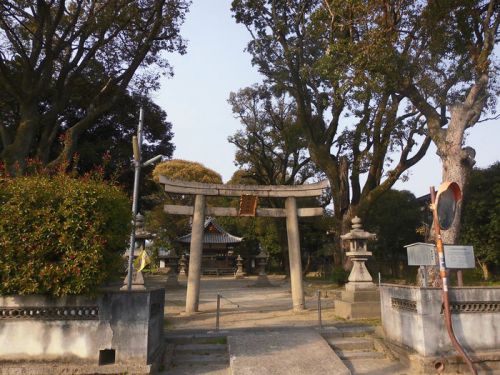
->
[1,103,39,175]
[418,105,476,287]
[478,260,490,281]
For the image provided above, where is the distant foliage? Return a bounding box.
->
[0,173,130,296]
[364,189,421,277]
[460,163,500,280]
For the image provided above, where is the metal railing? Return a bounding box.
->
[317,290,322,329]
[215,290,326,331]
[215,293,239,332]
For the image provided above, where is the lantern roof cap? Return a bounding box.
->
[340,216,376,241]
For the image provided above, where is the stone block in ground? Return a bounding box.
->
[228,329,350,375]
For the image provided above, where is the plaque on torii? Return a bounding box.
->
[159,176,329,314]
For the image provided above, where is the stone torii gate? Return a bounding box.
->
[159,176,329,314]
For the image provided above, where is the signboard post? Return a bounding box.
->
[405,243,437,288]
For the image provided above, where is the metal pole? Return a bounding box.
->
[430,187,476,375]
[216,293,221,332]
[126,108,144,291]
[317,290,322,330]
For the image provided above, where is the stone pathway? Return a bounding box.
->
[148,274,412,374]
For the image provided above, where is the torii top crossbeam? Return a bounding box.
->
[159,176,329,198]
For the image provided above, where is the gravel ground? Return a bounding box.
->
[146,274,341,331]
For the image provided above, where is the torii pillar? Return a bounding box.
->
[185,194,205,314]
[286,197,305,311]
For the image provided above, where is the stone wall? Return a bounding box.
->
[380,284,500,356]
[0,288,165,371]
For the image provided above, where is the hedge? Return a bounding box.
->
[0,173,130,296]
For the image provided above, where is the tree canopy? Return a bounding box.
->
[320,0,500,246]
[153,159,223,184]
[228,84,315,186]
[231,0,432,265]
[0,0,188,173]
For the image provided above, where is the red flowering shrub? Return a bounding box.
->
[0,173,130,296]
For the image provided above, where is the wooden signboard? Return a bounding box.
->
[239,195,258,216]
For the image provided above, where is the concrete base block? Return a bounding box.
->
[0,351,162,375]
[253,275,273,287]
[335,299,381,319]
[0,288,165,373]
[335,287,381,319]
[341,289,379,302]
[165,274,179,288]
[383,338,500,374]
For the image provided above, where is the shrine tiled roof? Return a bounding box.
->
[177,217,243,244]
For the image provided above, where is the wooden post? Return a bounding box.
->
[285,197,305,311]
[185,194,206,314]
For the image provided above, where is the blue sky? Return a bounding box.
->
[154,0,499,197]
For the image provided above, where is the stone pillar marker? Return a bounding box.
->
[234,255,245,279]
[185,194,206,314]
[285,196,306,311]
[335,216,380,319]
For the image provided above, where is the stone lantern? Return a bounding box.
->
[122,213,151,291]
[334,216,380,319]
[234,254,246,279]
[253,247,271,287]
[178,254,188,280]
[341,216,377,291]
[160,248,179,287]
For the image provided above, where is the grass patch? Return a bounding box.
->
[206,337,227,345]
[164,318,173,328]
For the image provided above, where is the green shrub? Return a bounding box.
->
[0,173,130,296]
[329,267,349,285]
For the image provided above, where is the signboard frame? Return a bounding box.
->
[443,245,475,269]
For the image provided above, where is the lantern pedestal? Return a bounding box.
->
[121,269,147,291]
[334,217,380,319]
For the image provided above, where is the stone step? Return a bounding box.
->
[322,325,375,339]
[337,325,376,337]
[337,349,386,360]
[167,335,228,345]
[174,343,227,354]
[161,363,230,375]
[172,353,229,366]
[327,337,374,351]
